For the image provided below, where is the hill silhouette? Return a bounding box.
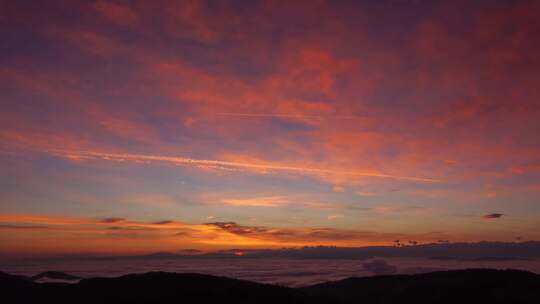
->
[31,271,82,281]
[302,269,540,304]
[1,269,539,304]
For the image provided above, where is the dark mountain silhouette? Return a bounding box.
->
[302,269,540,304]
[0,271,31,281]
[0,271,36,303]
[1,271,308,304]
[31,271,81,281]
[1,269,539,304]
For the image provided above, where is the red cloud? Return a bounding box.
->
[94,0,138,26]
[511,164,540,174]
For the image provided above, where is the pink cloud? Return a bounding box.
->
[94,0,138,26]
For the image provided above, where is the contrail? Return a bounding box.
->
[215,113,362,120]
[51,150,441,183]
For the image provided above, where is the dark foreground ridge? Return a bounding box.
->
[31,271,82,281]
[2,269,539,304]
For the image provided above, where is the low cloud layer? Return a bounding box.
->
[362,260,398,276]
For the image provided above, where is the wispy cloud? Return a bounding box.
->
[50,150,441,183]
[372,205,428,214]
[0,224,49,230]
[327,214,344,220]
[221,196,289,207]
[355,191,377,196]
[482,213,504,219]
[215,113,361,120]
[102,217,126,223]
[152,220,175,225]
[94,0,138,26]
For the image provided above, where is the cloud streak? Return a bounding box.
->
[221,196,289,207]
[50,150,440,183]
[215,113,362,120]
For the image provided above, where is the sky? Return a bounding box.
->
[1,0,539,257]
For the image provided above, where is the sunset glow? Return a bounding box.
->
[1,0,540,258]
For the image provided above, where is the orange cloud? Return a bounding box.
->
[0,214,95,226]
[356,191,377,197]
[0,224,49,230]
[0,208,530,257]
[221,196,289,207]
[327,214,344,220]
